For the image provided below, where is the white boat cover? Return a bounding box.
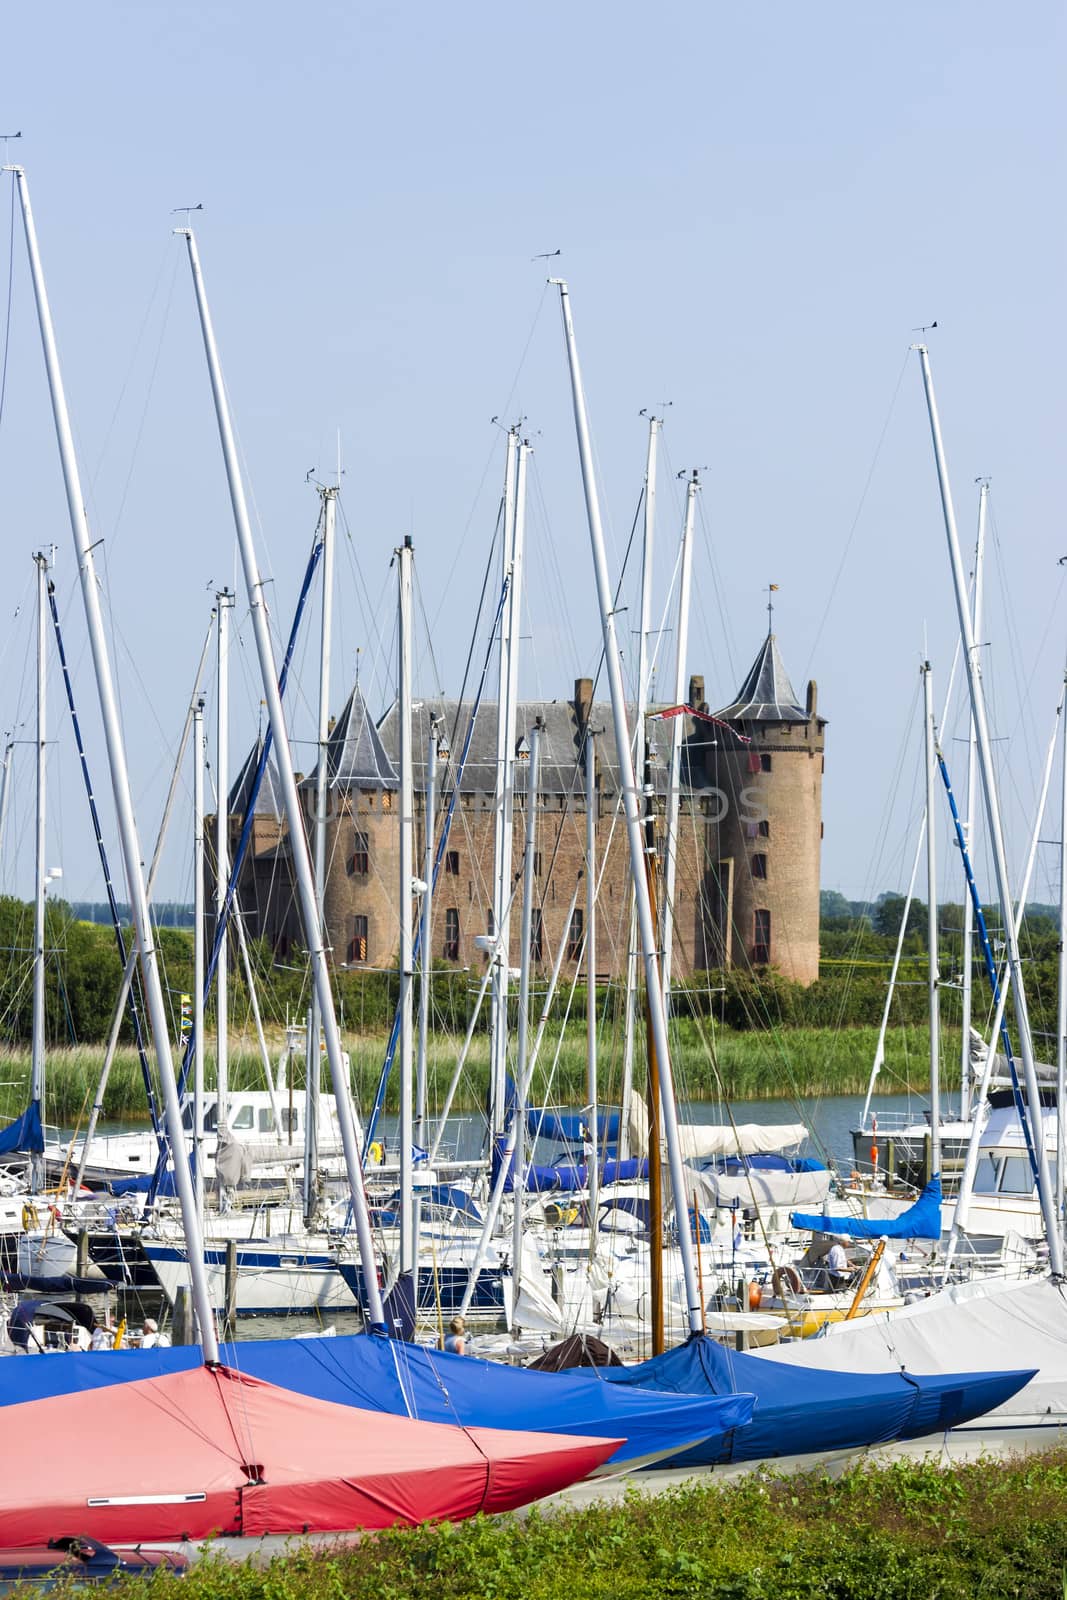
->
[759,1273,1065,1423]
[628,1097,807,1159]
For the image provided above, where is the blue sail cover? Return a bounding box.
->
[0,1333,754,1470]
[0,1103,43,1156]
[597,1332,1032,1466]
[526,1108,621,1144]
[790,1176,943,1240]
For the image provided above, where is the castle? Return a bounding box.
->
[222,630,826,986]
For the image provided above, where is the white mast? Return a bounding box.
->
[511,722,540,1294]
[397,535,416,1284]
[585,728,599,1234]
[29,549,50,1193]
[489,429,519,1136]
[922,660,941,1176]
[12,166,219,1360]
[552,279,703,1333]
[305,485,337,1227]
[959,484,987,1119]
[214,587,233,1134]
[917,344,1062,1274]
[620,416,660,1156]
[179,226,386,1328]
[661,471,698,1011]
[0,740,14,885]
[1058,663,1067,1241]
[192,695,206,1227]
[416,723,439,1147]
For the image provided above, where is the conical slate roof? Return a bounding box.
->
[315,683,399,790]
[716,633,807,723]
[228,735,285,820]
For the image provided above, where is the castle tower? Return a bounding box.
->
[701,632,826,983]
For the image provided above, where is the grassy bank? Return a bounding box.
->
[0,1022,944,1127]
[37,1451,1067,1599]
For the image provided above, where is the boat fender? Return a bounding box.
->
[748,1280,762,1311]
[21,1202,39,1231]
[369,1141,384,1165]
[772,1264,803,1298]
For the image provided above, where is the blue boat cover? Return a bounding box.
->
[597,1332,1031,1465]
[525,1109,621,1144]
[0,1334,754,1470]
[0,1103,43,1156]
[791,1176,943,1240]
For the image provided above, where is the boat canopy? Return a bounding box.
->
[0,1364,618,1546]
[597,1329,1033,1466]
[790,1176,943,1240]
[628,1096,807,1159]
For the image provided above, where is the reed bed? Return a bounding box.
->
[0,1021,946,1128]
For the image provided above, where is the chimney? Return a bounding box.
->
[574,677,593,729]
[806,679,818,718]
[688,673,706,713]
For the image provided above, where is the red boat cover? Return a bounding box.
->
[0,1365,619,1545]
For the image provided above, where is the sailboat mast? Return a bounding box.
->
[306,486,336,1227]
[415,724,438,1147]
[621,416,661,1158]
[214,587,233,1133]
[12,166,220,1360]
[662,471,698,1010]
[922,660,941,1177]
[490,429,519,1138]
[917,344,1062,1275]
[959,484,987,1119]
[511,723,540,1297]
[585,729,599,1237]
[0,741,13,884]
[29,549,49,1193]
[397,535,416,1283]
[1058,664,1067,1243]
[552,279,703,1335]
[192,695,206,1227]
[179,226,386,1329]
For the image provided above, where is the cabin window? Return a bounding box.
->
[349,915,369,964]
[760,753,772,773]
[258,1108,276,1134]
[349,831,369,876]
[531,907,544,963]
[444,907,460,961]
[445,850,460,876]
[998,1155,1035,1196]
[752,853,768,881]
[567,908,585,962]
[973,1153,999,1195]
[202,1104,219,1133]
[281,1107,299,1135]
[753,908,771,966]
[231,1104,255,1131]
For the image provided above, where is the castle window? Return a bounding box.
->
[533,851,543,877]
[381,791,393,811]
[758,819,770,838]
[348,915,369,964]
[752,854,768,881]
[443,908,460,961]
[567,908,585,962]
[753,909,771,966]
[487,906,495,938]
[445,850,460,876]
[349,831,369,876]
[530,907,544,963]
[760,753,772,773]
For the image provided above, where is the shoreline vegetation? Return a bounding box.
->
[0,1021,952,1127]
[37,1451,1067,1599]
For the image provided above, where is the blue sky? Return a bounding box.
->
[0,1,1063,912]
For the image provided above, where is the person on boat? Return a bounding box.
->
[823,1240,851,1291]
[140,1318,170,1350]
[90,1319,116,1352]
[443,1316,466,1355]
